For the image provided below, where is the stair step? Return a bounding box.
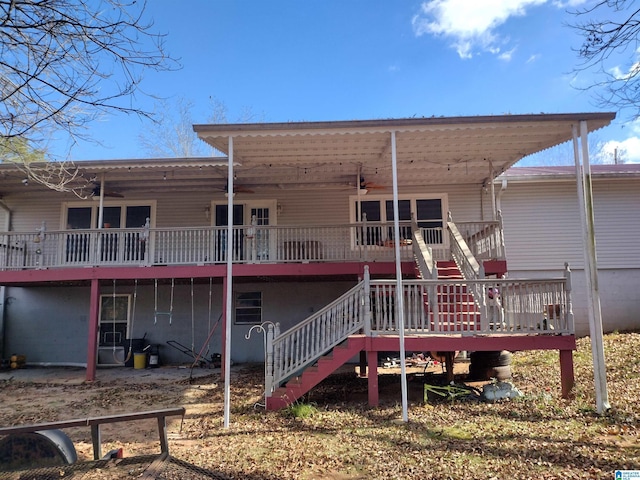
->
[267,339,364,410]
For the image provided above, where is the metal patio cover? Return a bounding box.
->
[194,113,616,189]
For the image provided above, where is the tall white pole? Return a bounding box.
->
[223,136,234,427]
[390,131,409,422]
[97,173,105,228]
[572,122,610,414]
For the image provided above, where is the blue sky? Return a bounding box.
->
[53,0,640,164]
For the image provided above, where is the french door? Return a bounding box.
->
[213,201,276,262]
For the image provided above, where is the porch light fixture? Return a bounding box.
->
[204,206,210,220]
[163,172,167,181]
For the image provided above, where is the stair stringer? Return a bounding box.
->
[266,336,366,410]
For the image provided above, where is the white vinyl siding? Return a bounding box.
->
[500,179,640,271]
[2,184,492,236]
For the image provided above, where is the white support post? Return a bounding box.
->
[390,130,409,423]
[564,263,575,333]
[223,136,234,428]
[489,160,497,221]
[363,265,371,336]
[265,323,274,397]
[572,122,610,414]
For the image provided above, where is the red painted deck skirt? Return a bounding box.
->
[266,333,576,410]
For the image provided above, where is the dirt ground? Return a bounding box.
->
[0,359,472,464]
[3,334,638,480]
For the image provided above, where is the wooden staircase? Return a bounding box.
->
[265,261,485,410]
[266,336,365,410]
[429,261,482,332]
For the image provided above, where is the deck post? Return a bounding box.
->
[86,278,100,382]
[265,323,275,395]
[367,349,379,407]
[559,349,575,398]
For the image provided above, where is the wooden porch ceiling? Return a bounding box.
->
[194,113,616,189]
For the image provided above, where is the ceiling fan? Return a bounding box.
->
[359,176,385,191]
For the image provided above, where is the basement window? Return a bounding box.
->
[235,291,262,325]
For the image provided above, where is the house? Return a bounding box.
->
[0,113,616,409]
[496,164,640,336]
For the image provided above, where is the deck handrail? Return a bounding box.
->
[268,279,367,390]
[454,214,505,260]
[0,222,451,270]
[369,275,573,335]
[412,220,436,279]
[266,268,574,394]
[447,220,484,281]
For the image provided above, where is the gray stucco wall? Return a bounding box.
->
[4,286,90,364]
[3,280,356,365]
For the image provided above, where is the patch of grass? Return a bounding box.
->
[283,402,318,419]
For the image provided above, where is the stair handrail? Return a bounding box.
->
[269,278,367,390]
[447,217,485,281]
[411,219,436,279]
[448,215,489,327]
[411,219,440,326]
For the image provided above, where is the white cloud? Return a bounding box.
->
[498,47,516,62]
[596,137,640,163]
[526,53,541,64]
[412,0,547,59]
[591,121,640,164]
[551,0,589,7]
[610,60,640,81]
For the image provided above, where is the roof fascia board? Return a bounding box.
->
[495,171,640,184]
[193,112,617,138]
[0,157,233,173]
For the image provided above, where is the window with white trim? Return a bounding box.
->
[352,195,445,246]
[62,202,155,264]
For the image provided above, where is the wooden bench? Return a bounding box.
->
[0,407,185,460]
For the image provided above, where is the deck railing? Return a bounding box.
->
[455,212,505,260]
[369,275,573,335]
[0,222,454,270]
[266,266,573,391]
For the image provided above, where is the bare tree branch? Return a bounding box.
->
[138,96,265,158]
[0,0,179,141]
[0,0,179,193]
[570,0,640,118]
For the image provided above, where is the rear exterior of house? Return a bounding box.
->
[497,164,640,336]
[0,113,616,408]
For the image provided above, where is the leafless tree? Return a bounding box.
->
[138,96,264,158]
[0,0,178,193]
[571,0,640,118]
